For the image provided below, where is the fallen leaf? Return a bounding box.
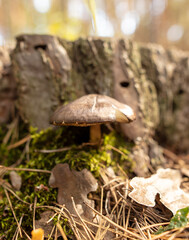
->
[9,171,22,190]
[35,211,60,238]
[49,163,98,220]
[129,168,189,214]
[155,206,189,234]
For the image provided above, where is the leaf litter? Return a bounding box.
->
[1,162,189,239]
[129,168,189,214]
[49,163,98,221]
[1,125,189,239]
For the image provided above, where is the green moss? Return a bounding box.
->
[0,125,133,238]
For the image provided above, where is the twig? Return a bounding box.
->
[125,199,132,230]
[0,165,51,173]
[7,134,31,150]
[141,222,169,231]
[3,118,18,145]
[46,212,58,224]
[163,148,180,163]
[71,197,94,240]
[134,217,147,239]
[33,196,37,230]
[13,214,24,240]
[84,202,144,240]
[56,223,68,240]
[10,145,27,168]
[35,146,72,153]
[143,216,152,240]
[106,144,129,159]
[3,184,30,205]
[150,228,180,240]
[22,228,31,240]
[4,189,23,238]
[47,225,55,240]
[35,142,98,153]
[55,205,65,240]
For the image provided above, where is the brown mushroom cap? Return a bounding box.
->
[50,94,136,126]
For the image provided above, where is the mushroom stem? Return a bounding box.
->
[90,125,101,144]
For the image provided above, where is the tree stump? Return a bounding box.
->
[1,34,189,175]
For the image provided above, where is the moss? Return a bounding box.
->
[0,125,133,239]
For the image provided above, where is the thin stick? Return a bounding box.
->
[141,222,170,231]
[125,199,132,230]
[55,205,65,239]
[47,225,55,240]
[7,134,31,150]
[106,144,129,158]
[35,146,72,153]
[123,180,129,228]
[100,186,103,215]
[150,228,181,240]
[163,148,180,163]
[51,204,82,240]
[14,214,24,240]
[96,186,104,239]
[0,165,51,173]
[71,197,94,240]
[10,145,27,168]
[3,118,18,145]
[80,216,133,237]
[143,215,152,240]
[33,196,37,230]
[102,177,123,188]
[134,218,147,239]
[46,212,58,224]
[3,184,30,205]
[4,189,22,238]
[35,141,98,154]
[56,223,68,240]
[22,228,32,240]
[84,202,144,240]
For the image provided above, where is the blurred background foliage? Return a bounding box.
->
[0,0,188,50]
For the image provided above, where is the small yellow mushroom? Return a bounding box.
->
[31,228,44,240]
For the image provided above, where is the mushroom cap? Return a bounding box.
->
[50,94,136,126]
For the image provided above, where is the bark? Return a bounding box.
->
[140,44,189,152]
[0,34,188,156]
[0,46,16,124]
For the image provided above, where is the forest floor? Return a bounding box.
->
[0,121,189,240]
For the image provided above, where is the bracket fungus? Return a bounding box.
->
[50,94,136,143]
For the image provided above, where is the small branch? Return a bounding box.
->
[84,201,144,240]
[33,196,37,231]
[7,134,31,150]
[4,189,23,238]
[71,197,94,240]
[0,165,51,174]
[35,147,72,153]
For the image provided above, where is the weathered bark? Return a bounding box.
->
[11,35,71,130]
[140,44,189,152]
[0,46,16,124]
[0,34,188,158]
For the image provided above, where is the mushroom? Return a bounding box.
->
[50,94,136,143]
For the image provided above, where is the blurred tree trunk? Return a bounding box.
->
[0,34,189,157]
[0,46,16,124]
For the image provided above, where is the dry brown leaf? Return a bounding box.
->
[129,168,189,214]
[35,211,60,238]
[49,163,98,220]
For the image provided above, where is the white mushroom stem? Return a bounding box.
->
[90,125,101,143]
